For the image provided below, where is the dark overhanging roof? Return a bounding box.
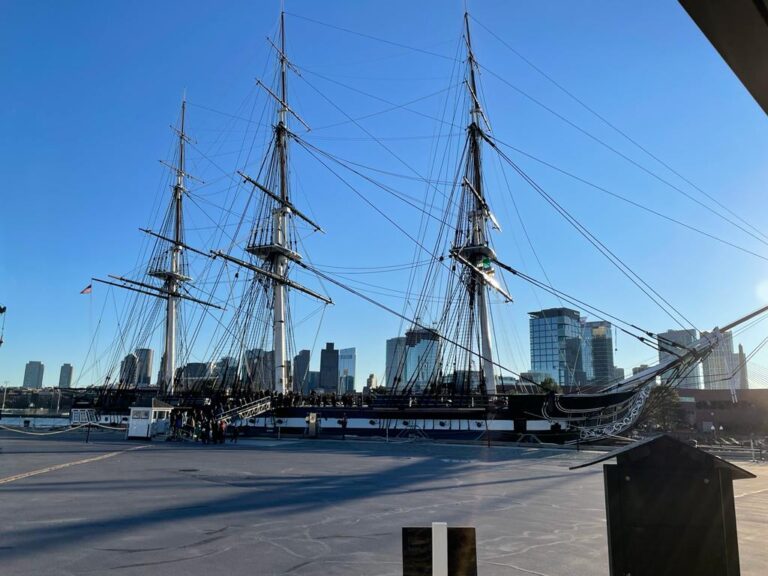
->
[679,0,768,115]
[570,434,756,480]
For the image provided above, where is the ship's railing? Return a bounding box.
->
[216,397,272,424]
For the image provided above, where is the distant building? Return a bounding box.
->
[632,364,650,376]
[307,370,321,392]
[339,348,356,394]
[738,344,749,390]
[180,362,212,389]
[135,348,154,387]
[242,349,273,390]
[701,330,741,391]
[319,343,339,393]
[385,336,407,390]
[293,350,311,392]
[366,373,377,389]
[23,361,44,389]
[584,321,614,387]
[157,353,166,388]
[58,363,73,388]
[613,366,625,382]
[529,308,586,389]
[496,374,519,393]
[657,329,702,389]
[215,356,238,388]
[404,327,441,393]
[120,353,138,385]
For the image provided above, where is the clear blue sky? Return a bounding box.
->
[2,1,767,389]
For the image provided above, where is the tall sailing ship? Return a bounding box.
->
[85,11,768,443]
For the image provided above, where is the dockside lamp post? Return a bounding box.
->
[571,434,755,576]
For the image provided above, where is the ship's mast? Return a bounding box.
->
[217,11,331,395]
[464,12,496,394]
[273,11,289,394]
[162,100,188,395]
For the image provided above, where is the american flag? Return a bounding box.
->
[80,284,93,295]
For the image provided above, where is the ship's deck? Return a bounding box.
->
[1,429,766,575]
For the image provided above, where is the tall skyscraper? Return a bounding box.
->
[738,344,749,390]
[385,336,407,389]
[135,348,154,387]
[242,348,273,390]
[215,356,238,388]
[366,373,378,389]
[293,349,311,392]
[339,348,356,394]
[58,363,74,388]
[584,321,615,387]
[319,343,339,393]
[701,330,744,390]
[307,371,321,391]
[404,327,440,393]
[23,361,44,389]
[120,353,138,385]
[657,329,702,389]
[529,308,586,389]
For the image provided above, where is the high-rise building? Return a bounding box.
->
[529,308,586,389]
[404,327,440,393]
[657,329,702,389]
[738,344,749,390]
[307,370,321,391]
[215,356,238,388]
[58,363,74,388]
[319,343,339,393]
[135,348,154,387]
[366,373,377,389]
[293,350,311,392]
[180,362,212,389]
[242,348,273,390]
[385,336,407,389]
[120,353,138,385]
[157,353,166,388]
[584,321,614,387]
[701,330,735,390]
[23,361,44,389]
[339,348,356,394]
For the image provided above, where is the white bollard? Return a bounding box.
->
[431,522,448,576]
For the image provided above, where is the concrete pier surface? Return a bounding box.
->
[1,430,766,575]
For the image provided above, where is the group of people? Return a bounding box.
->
[168,408,240,444]
[224,389,367,409]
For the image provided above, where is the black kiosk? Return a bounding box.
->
[572,434,755,576]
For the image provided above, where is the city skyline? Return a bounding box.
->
[2,2,768,389]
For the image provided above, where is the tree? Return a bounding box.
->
[638,386,683,432]
[539,377,562,393]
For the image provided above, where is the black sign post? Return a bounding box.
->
[402,524,477,576]
[572,434,755,576]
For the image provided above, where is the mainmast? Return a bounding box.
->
[273,11,290,394]
[157,100,190,395]
[219,11,332,395]
[459,13,497,394]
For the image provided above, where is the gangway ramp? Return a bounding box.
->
[216,398,272,424]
